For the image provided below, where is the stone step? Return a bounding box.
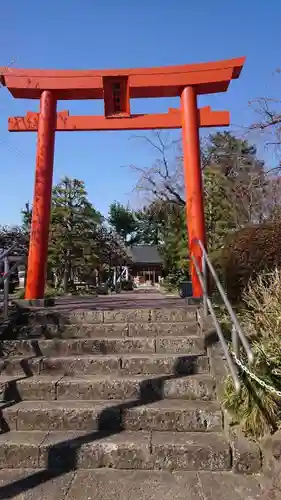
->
[0,354,208,377]
[0,356,42,376]
[0,373,216,401]
[123,399,222,432]
[17,322,200,339]
[0,469,266,499]
[152,431,231,471]
[3,399,222,432]
[40,354,209,376]
[5,336,205,356]
[25,306,199,327]
[0,429,231,470]
[120,354,209,376]
[56,374,216,401]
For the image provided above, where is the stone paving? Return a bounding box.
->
[40,291,188,311]
[0,469,270,499]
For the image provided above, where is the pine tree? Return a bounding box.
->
[49,177,102,292]
[203,167,236,251]
[108,202,138,244]
[21,202,32,236]
[203,132,266,226]
[134,206,164,246]
[161,207,188,278]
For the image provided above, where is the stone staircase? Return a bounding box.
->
[0,303,265,495]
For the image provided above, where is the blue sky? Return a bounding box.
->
[0,0,280,225]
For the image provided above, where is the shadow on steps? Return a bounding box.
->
[0,357,208,499]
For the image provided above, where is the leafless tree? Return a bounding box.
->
[129,132,185,210]
[250,96,281,148]
[128,129,276,231]
[248,72,281,221]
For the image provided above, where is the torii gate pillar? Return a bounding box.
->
[25,91,57,299]
[181,86,206,297]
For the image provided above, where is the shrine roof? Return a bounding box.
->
[128,245,163,265]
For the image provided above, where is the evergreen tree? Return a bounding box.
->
[203,167,236,250]
[0,226,27,254]
[203,131,266,226]
[161,207,188,276]
[108,202,138,244]
[49,177,102,292]
[134,205,164,246]
[21,202,32,236]
[137,200,188,282]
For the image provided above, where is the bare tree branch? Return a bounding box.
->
[128,132,185,207]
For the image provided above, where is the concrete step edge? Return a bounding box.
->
[6,335,204,343]
[0,373,215,382]
[3,398,221,411]
[2,353,207,361]
[0,429,231,470]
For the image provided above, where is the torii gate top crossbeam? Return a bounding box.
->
[0,57,245,100]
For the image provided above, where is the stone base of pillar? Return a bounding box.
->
[14,298,55,308]
[185,296,203,305]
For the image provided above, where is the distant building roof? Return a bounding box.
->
[128,245,163,265]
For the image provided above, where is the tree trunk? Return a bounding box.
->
[63,249,71,294]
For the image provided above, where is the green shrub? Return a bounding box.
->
[44,286,62,298]
[217,223,281,302]
[222,268,281,438]
[96,284,109,295]
[14,286,61,299]
[121,279,134,291]
[163,269,189,291]
[13,289,25,299]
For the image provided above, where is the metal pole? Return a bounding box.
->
[202,253,208,318]
[3,256,9,319]
[197,239,253,365]
[192,255,241,392]
[232,325,240,360]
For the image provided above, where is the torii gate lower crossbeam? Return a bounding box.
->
[0,57,245,299]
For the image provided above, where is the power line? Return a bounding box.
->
[0,138,26,158]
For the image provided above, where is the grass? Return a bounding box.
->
[12,286,62,300]
[221,268,281,439]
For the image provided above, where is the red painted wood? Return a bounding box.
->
[0,57,246,78]
[103,76,130,117]
[25,91,57,300]
[1,57,245,100]
[181,86,206,298]
[8,107,230,131]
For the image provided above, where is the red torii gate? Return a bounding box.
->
[0,57,245,300]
